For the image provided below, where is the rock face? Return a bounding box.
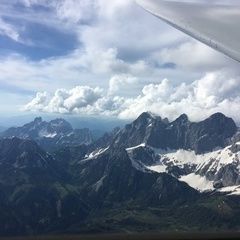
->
[186,113,237,154]
[1,117,93,151]
[0,137,53,169]
[72,147,198,207]
[89,127,120,151]
[113,112,237,154]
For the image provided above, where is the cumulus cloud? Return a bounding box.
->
[24,86,103,114]
[119,71,240,121]
[108,74,138,95]
[23,91,49,111]
[24,71,240,122]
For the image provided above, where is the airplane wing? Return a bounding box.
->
[136,0,240,62]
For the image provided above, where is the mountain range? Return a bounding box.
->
[0,112,240,236]
[1,117,93,151]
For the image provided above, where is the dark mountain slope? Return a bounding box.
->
[0,138,89,235]
[71,147,198,208]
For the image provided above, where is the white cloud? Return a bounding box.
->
[193,72,240,105]
[23,71,240,123]
[20,0,41,7]
[24,86,103,114]
[80,0,185,60]
[0,48,151,95]
[1,0,240,119]
[55,0,97,23]
[1,0,236,95]
[62,86,102,110]
[0,17,20,42]
[119,71,240,121]
[108,74,138,95]
[155,40,237,71]
[24,91,49,111]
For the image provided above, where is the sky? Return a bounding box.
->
[0,0,240,123]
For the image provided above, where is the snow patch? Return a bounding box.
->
[126,144,149,172]
[148,123,153,128]
[218,185,240,196]
[179,173,214,192]
[83,147,109,161]
[126,143,240,193]
[161,146,240,174]
[93,176,106,192]
[39,130,57,138]
[126,143,146,151]
[146,164,167,173]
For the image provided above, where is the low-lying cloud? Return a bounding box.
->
[23,71,240,122]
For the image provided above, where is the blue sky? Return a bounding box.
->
[0,0,240,122]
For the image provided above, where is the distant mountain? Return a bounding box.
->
[0,137,54,170]
[0,126,6,133]
[113,112,237,154]
[0,114,128,133]
[89,127,121,151]
[1,117,93,151]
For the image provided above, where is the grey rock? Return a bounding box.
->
[113,112,237,154]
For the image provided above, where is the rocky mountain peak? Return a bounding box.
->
[1,117,93,151]
[203,112,235,125]
[198,112,237,139]
[49,118,69,125]
[48,118,73,134]
[33,117,42,124]
[137,112,161,122]
[162,117,169,124]
[174,113,189,123]
[209,112,229,120]
[0,137,52,168]
[113,112,237,154]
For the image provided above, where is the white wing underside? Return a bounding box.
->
[136,0,240,62]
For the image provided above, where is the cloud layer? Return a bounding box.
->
[24,71,240,122]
